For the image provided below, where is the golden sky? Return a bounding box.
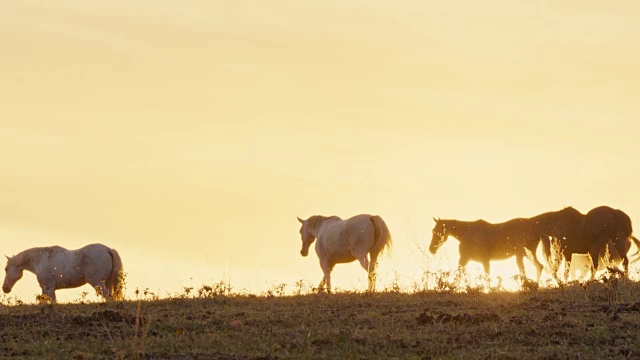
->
[2,1,640,301]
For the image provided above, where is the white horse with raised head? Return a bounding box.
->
[297,214,392,293]
[3,243,124,303]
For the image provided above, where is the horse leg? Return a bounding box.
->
[354,248,376,292]
[457,255,470,277]
[457,256,470,279]
[358,255,376,292]
[561,250,572,283]
[515,254,527,279]
[87,277,112,300]
[547,239,566,283]
[481,260,491,289]
[367,253,379,292]
[589,249,600,280]
[357,256,370,272]
[40,285,56,303]
[617,240,630,278]
[37,276,57,303]
[540,237,556,279]
[98,280,111,300]
[533,236,560,283]
[541,238,551,262]
[319,259,334,293]
[530,252,544,283]
[325,265,334,293]
[480,261,490,277]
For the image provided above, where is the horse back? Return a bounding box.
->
[316,214,377,262]
[450,218,534,261]
[583,207,633,252]
[530,207,584,236]
[37,246,78,270]
[583,207,624,237]
[488,218,536,252]
[343,214,378,242]
[615,209,633,235]
[77,244,114,266]
[42,244,113,277]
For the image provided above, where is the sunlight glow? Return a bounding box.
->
[1,1,640,303]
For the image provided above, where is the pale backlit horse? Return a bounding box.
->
[297,214,392,293]
[3,243,124,303]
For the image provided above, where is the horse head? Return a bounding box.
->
[297,217,317,257]
[429,217,449,254]
[2,256,23,294]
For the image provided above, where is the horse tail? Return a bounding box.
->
[107,248,124,301]
[629,236,640,260]
[370,215,392,256]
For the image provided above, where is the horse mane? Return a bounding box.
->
[462,219,488,227]
[9,246,61,267]
[438,219,488,230]
[307,215,340,232]
[8,248,32,267]
[435,219,488,245]
[438,219,484,234]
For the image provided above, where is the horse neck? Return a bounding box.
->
[13,248,46,273]
[307,215,335,237]
[445,220,483,242]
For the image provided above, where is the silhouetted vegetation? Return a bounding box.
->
[1,268,639,359]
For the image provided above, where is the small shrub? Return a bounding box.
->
[384,270,403,293]
[512,274,538,292]
[197,280,232,298]
[262,283,287,297]
[35,294,53,304]
[293,279,311,296]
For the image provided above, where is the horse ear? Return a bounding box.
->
[297,217,304,224]
[4,255,8,261]
[432,217,438,223]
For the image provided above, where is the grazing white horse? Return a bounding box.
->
[3,243,124,302]
[297,214,392,293]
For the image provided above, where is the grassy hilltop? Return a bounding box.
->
[1,276,640,359]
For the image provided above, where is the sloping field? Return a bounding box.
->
[1,280,639,359]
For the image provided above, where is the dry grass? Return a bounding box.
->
[1,273,640,359]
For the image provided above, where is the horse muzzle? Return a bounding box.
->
[300,249,309,257]
[2,285,11,294]
[429,246,438,255]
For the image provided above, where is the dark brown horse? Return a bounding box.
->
[534,206,637,281]
[429,217,545,282]
[530,207,586,281]
[581,206,635,277]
